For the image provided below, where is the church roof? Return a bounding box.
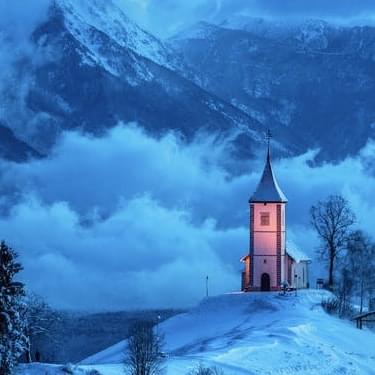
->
[249,147,288,203]
[286,241,311,263]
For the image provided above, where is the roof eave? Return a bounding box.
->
[249,199,288,204]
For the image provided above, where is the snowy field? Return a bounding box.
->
[17,290,375,375]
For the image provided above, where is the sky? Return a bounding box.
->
[116,0,375,37]
[0,124,374,311]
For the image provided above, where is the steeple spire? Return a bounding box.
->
[249,131,288,203]
[266,129,272,162]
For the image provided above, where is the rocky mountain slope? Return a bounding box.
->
[2,2,375,162]
[0,0,265,161]
[171,18,375,160]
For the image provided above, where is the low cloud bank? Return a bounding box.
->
[0,124,373,310]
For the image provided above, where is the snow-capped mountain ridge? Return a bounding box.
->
[1,1,375,162]
[218,16,338,39]
[170,21,222,41]
[57,0,182,71]
[0,0,265,160]
[171,18,375,160]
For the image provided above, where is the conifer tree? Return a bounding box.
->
[0,241,27,375]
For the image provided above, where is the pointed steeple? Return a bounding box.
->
[249,131,288,203]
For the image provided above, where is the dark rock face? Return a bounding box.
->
[0,123,41,162]
[171,19,375,161]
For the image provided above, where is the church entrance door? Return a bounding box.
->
[261,273,271,291]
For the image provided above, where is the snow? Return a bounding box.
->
[57,0,180,73]
[17,290,375,374]
[286,241,310,262]
[171,21,220,41]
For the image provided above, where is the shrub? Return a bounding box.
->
[188,364,225,375]
[61,363,75,374]
[321,297,340,315]
[85,370,103,375]
[61,364,103,375]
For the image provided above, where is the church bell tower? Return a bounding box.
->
[241,132,288,291]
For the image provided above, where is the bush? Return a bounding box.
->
[188,364,225,375]
[61,363,75,374]
[321,297,340,315]
[321,296,354,318]
[85,370,103,375]
[61,364,103,375]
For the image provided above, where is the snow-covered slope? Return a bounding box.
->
[58,0,182,71]
[58,290,375,374]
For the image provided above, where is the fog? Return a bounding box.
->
[0,124,373,310]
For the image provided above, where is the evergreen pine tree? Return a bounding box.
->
[0,241,27,375]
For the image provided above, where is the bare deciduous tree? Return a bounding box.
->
[124,320,165,375]
[310,195,355,289]
[23,293,61,363]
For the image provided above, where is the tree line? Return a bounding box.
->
[310,195,375,316]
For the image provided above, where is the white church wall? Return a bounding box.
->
[291,261,309,289]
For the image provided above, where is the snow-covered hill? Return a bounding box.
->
[18,290,375,374]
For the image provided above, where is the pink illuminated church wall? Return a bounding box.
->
[251,202,286,290]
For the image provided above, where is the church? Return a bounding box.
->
[241,136,310,292]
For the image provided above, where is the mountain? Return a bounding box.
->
[3,3,375,162]
[170,18,375,160]
[0,0,268,161]
[18,291,375,374]
[0,124,41,162]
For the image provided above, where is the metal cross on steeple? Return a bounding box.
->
[266,129,272,160]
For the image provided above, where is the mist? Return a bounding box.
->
[0,124,373,310]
